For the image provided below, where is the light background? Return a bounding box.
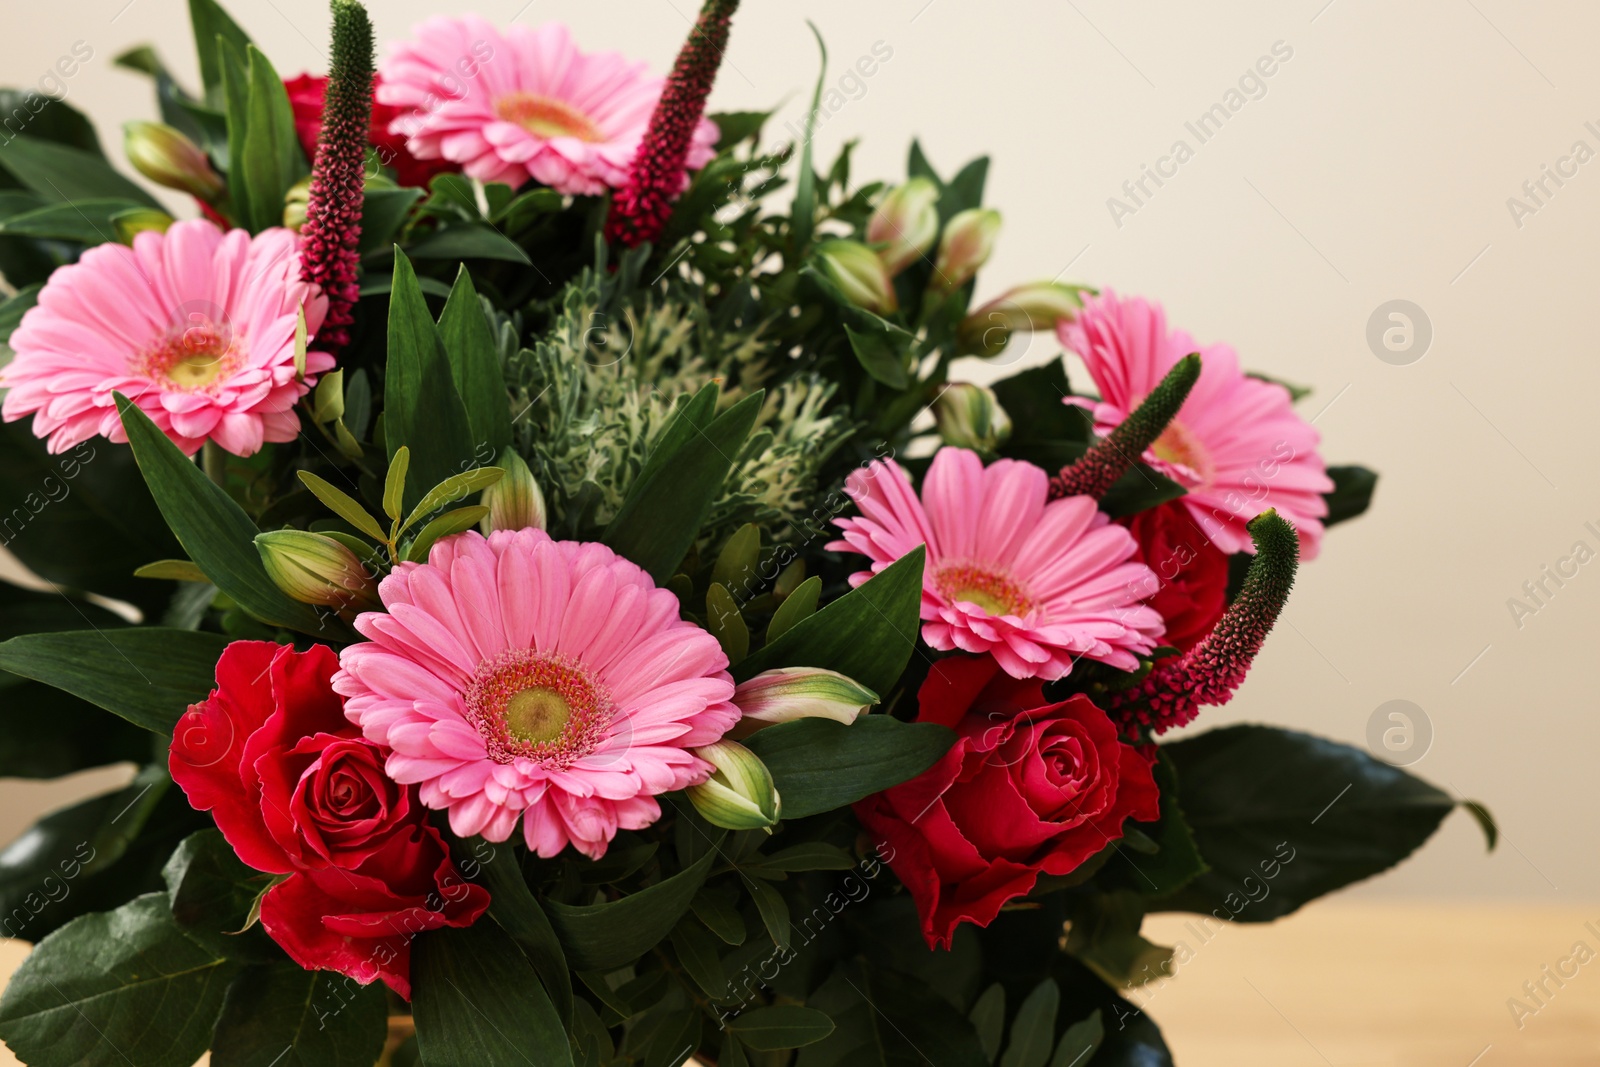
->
[0,0,1596,904]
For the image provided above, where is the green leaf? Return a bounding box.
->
[0,628,227,733]
[743,875,791,952]
[1046,956,1170,1066]
[162,830,277,960]
[402,466,504,535]
[748,842,855,873]
[0,893,239,1067]
[736,547,925,697]
[1153,724,1456,921]
[999,980,1058,1067]
[1089,752,1207,899]
[545,847,720,972]
[990,364,1090,446]
[407,221,533,264]
[1323,465,1378,528]
[228,44,307,233]
[939,156,990,223]
[0,198,148,244]
[767,575,821,643]
[383,446,410,521]
[384,249,479,512]
[1462,799,1498,851]
[358,187,423,256]
[728,1006,836,1051]
[0,137,162,209]
[134,559,211,582]
[670,917,730,1000]
[706,583,750,664]
[474,839,574,1025]
[789,23,828,258]
[211,964,388,1067]
[0,90,101,154]
[0,421,183,609]
[437,267,514,456]
[691,886,746,946]
[117,395,332,635]
[188,0,254,105]
[0,282,41,342]
[969,983,1005,1064]
[803,961,987,1067]
[412,920,573,1067]
[712,523,761,592]
[1049,1011,1103,1067]
[742,715,951,820]
[299,471,389,542]
[844,324,910,390]
[604,385,764,582]
[405,506,491,562]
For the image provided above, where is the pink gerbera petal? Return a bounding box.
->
[828,448,1166,681]
[334,529,738,860]
[1059,291,1335,559]
[377,18,718,198]
[0,219,330,457]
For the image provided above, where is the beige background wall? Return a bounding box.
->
[1,0,1595,901]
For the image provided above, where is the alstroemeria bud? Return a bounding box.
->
[123,121,224,202]
[686,740,781,830]
[932,208,1001,292]
[480,449,547,534]
[283,176,312,232]
[958,282,1086,357]
[867,177,939,278]
[256,530,378,611]
[730,667,877,738]
[816,239,898,314]
[933,383,1012,453]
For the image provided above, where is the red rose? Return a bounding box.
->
[854,655,1159,949]
[284,72,456,190]
[1122,500,1228,652]
[170,640,488,998]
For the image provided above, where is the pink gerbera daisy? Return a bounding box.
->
[0,219,331,457]
[333,528,739,860]
[377,18,718,197]
[1059,290,1334,559]
[828,448,1165,680]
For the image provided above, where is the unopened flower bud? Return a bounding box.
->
[958,282,1087,357]
[686,741,781,830]
[730,667,877,739]
[283,176,312,232]
[255,530,378,611]
[480,449,547,534]
[932,208,1001,292]
[123,121,224,202]
[112,209,174,246]
[933,383,1012,453]
[816,239,898,314]
[867,177,939,278]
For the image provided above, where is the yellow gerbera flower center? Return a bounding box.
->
[495,92,604,142]
[935,563,1033,618]
[135,319,241,391]
[466,649,612,766]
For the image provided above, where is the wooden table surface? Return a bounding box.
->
[0,901,1595,1065]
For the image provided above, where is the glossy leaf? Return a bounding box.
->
[0,628,227,733]
[188,0,254,105]
[0,893,238,1067]
[0,137,162,208]
[437,267,514,455]
[545,847,719,971]
[117,395,331,635]
[736,547,925,697]
[742,714,951,820]
[475,839,574,1025]
[210,964,388,1067]
[1154,724,1456,922]
[412,920,573,1067]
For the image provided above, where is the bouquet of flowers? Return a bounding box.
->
[0,2,1493,1064]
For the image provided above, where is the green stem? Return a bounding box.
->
[201,441,227,486]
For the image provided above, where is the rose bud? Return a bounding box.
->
[729,666,878,738]
[480,448,547,534]
[255,530,379,611]
[867,177,940,278]
[123,121,224,202]
[816,239,898,314]
[933,383,1012,453]
[686,740,781,830]
[932,208,1001,292]
[958,282,1087,357]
